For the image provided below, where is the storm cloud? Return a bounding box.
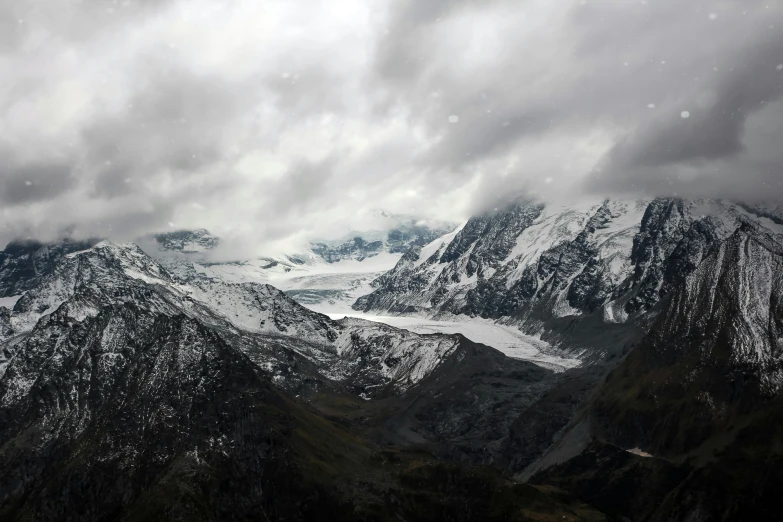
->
[1,0,781,251]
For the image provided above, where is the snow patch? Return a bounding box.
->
[321,311,581,371]
[414,226,463,268]
[0,295,22,310]
[626,448,653,458]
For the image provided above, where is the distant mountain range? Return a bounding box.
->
[310,211,456,263]
[130,213,457,313]
[139,211,456,265]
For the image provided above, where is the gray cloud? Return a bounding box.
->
[1,162,74,205]
[1,0,782,250]
[0,141,76,205]
[81,64,249,198]
[261,156,338,240]
[589,3,783,199]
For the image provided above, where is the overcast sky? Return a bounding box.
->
[1,0,782,252]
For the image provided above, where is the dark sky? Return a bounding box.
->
[1,0,782,251]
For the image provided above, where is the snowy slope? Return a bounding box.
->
[322,311,581,372]
[0,240,463,397]
[355,198,648,316]
[644,225,783,394]
[355,198,783,348]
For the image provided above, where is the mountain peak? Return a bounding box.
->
[0,237,102,298]
[151,228,220,253]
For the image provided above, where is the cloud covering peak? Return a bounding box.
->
[1,0,781,251]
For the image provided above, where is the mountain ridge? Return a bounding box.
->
[354,197,783,355]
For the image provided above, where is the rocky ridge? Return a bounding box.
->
[0,237,100,298]
[355,198,783,355]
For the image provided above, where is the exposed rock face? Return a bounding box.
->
[0,238,99,297]
[152,228,220,253]
[0,305,294,520]
[355,198,783,351]
[592,224,783,455]
[646,225,783,396]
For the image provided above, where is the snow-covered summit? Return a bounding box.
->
[355,197,783,339]
[149,228,220,254]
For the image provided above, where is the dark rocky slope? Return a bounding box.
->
[592,224,783,455]
[531,223,783,521]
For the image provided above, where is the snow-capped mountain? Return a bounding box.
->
[0,240,473,398]
[355,199,647,318]
[591,222,783,453]
[532,214,783,521]
[643,223,783,394]
[0,237,99,298]
[355,198,783,349]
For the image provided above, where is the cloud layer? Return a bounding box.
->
[1,0,782,251]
